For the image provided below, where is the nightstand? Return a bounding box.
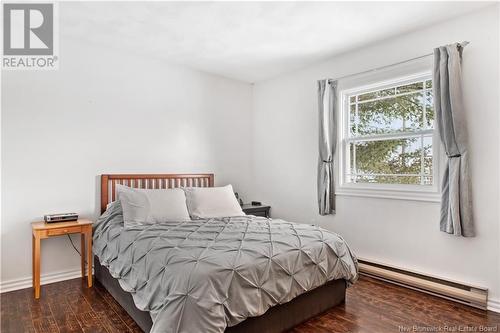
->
[31,219,93,299]
[242,204,271,218]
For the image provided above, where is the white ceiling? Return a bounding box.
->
[61,1,491,83]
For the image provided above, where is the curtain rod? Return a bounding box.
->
[328,41,470,82]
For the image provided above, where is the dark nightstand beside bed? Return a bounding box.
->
[241,204,271,218]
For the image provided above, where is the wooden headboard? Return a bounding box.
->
[100,173,214,213]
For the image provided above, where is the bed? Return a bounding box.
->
[93,173,358,333]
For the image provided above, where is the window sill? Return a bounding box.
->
[336,187,441,203]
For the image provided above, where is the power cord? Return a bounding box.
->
[67,234,87,266]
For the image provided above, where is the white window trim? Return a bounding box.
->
[336,71,441,203]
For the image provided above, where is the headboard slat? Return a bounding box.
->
[111,180,116,201]
[100,173,214,213]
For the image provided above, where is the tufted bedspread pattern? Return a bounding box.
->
[93,202,358,333]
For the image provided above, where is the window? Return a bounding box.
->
[338,72,439,201]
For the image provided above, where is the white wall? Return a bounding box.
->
[251,6,500,309]
[1,37,253,288]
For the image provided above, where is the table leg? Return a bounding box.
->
[80,234,85,278]
[32,235,35,290]
[33,234,41,299]
[86,229,92,287]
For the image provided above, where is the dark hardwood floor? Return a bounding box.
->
[1,275,499,333]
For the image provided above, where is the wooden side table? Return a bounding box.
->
[241,204,271,218]
[31,219,93,299]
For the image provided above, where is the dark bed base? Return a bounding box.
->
[94,256,346,333]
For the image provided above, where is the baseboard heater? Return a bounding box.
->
[358,258,488,310]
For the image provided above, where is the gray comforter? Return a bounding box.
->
[93,202,358,333]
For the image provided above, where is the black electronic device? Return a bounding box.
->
[44,213,79,223]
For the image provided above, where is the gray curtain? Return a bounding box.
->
[317,79,337,215]
[433,43,474,237]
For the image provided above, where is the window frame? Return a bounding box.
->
[336,71,441,202]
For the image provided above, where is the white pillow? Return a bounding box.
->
[184,185,245,219]
[116,185,191,226]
